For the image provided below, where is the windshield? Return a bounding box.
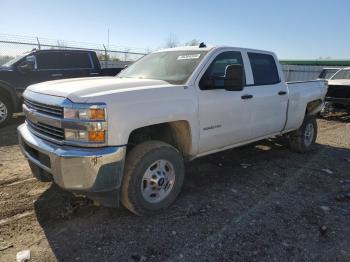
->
[331,69,350,80]
[318,69,339,79]
[1,54,27,67]
[117,50,208,84]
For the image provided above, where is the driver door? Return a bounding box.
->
[196,50,251,154]
[21,51,65,86]
[32,51,65,84]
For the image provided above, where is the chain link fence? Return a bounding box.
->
[0,34,146,68]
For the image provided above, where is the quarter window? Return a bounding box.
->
[248,53,280,85]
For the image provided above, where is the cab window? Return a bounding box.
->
[62,52,92,69]
[248,53,280,85]
[36,52,64,70]
[199,51,244,90]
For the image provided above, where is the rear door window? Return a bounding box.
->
[62,52,92,69]
[248,53,280,85]
[36,52,64,70]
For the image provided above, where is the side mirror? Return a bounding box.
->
[17,56,35,72]
[224,64,244,91]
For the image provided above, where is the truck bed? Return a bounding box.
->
[284,80,328,131]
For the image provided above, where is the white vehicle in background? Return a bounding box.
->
[318,67,341,80]
[18,44,328,215]
[325,67,350,109]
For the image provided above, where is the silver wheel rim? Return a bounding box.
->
[141,159,176,204]
[304,123,314,146]
[0,101,8,124]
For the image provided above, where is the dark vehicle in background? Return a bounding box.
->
[0,49,123,127]
[325,68,350,110]
[318,67,341,80]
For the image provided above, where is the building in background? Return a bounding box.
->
[281,60,350,82]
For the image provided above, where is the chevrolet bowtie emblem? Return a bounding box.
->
[28,109,38,124]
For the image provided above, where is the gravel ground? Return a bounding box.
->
[0,112,349,262]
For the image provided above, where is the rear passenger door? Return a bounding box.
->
[62,51,99,79]
[245,52,288,138]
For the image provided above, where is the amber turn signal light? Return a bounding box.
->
[89,108,105,120]
[88,131,105,142]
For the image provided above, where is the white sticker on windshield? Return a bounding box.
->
[177,54,201,60]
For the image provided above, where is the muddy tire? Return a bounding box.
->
[121,140,185,216]
[0,97,12,128]
[288,116,317,153]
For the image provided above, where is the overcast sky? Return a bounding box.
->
[1,0,350,59]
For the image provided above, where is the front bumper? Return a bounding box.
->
[18,123,126,207]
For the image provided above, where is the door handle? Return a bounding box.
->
[241,94,253,100]
[89,72,100,76]
[278,91,287,95]
[51,73,63,77]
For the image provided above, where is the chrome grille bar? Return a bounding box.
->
[24,98,63,118]
[27,120,64,141]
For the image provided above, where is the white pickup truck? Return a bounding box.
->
[18,45,327,215]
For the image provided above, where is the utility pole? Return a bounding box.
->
[107,28,110,50]
[103,44,108,68]
[36,37,41,50]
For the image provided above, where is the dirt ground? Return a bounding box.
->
[0,112,349,262]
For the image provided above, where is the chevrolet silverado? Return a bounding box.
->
[18,45,328,215]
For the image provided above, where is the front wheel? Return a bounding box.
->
[121,140,185,216]
[288,116,317,153]
[0,97,12,128]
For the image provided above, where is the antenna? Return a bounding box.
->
[199,42,206,48]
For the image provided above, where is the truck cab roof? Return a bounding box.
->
[156,45,276,56]
[29,49,96,54]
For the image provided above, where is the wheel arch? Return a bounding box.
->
[305,99,323,116]
[0,81,20,111]
[127,120,193,159]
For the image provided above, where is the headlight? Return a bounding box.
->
[65,128,106,143]
[63,104,107,144]
[64,107,105,121]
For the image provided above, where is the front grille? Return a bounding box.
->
[327,85,350,99]
[24,98,64,118]
[27,119,64,141]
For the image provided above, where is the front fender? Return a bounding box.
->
[89,85,200,155]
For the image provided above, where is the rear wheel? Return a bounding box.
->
[121,140,185,216]
[0,97,12,128]
[288,116,317,153]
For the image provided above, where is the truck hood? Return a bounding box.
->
[328,79,350,86]
[27,77,174,102]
